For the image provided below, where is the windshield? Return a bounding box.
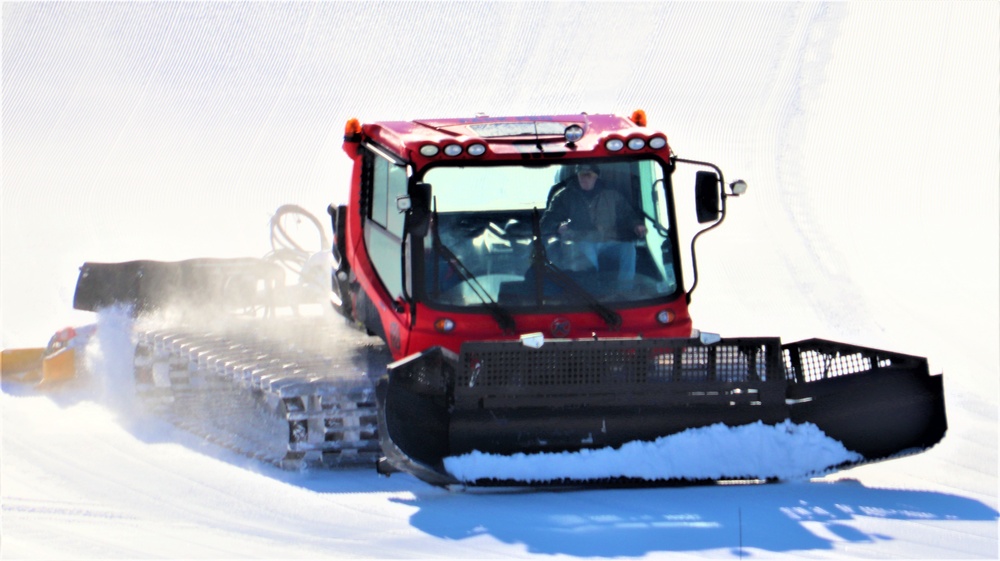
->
[418,158,679,310]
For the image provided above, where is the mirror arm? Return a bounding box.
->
[672,157,729,304]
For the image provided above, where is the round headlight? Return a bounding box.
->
[467,143,487,156]
[564,125,585,143]
[605,138,625,151]
[656,310,675,325]
[434,318,456,333]
[648,136,667,150]
[443,144,463,157]
[419,144,440,157]
[627,137,646,150]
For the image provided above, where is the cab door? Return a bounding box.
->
[361,146,411,353]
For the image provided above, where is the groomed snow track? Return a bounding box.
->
[130,319,391,468]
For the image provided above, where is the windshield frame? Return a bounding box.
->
[410,155,683,314]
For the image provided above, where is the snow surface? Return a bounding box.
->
[3,2,998,559]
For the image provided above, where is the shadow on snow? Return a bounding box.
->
[388,479,997,557]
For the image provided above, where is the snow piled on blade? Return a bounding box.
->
[443,421,863,483]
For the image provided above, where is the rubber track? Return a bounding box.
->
[131,320,390,468]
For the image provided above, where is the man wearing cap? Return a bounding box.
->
[540,163,647,281]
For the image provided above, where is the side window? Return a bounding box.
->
[364,148,409,300]
[369,155,408,236]
[637,160,668,229]
[637,160,678,292]
[385,164,408,235]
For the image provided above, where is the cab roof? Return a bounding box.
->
[362,113,645,159]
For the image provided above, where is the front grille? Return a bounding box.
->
[782,338,930,384]
[453,337,787,409]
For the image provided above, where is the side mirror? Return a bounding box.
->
[695,171,720,223]
[406,182,432,237]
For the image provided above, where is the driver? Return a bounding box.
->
[540,164,647,280]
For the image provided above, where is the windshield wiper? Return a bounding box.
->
[529,209,622,330]
[431,213,516,334]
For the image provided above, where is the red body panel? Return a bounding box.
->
[403,302,692,359]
